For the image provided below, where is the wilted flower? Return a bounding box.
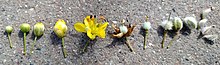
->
[20,23,31,55]
[5,26,13,48]
[112,19,136,52]
[54,19,68,58]
[31,22,45,54]
[183,17,197,29]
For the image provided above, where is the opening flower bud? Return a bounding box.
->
[119,25,128,34]
[183,17,197,29]
[143,22,151,30]
[34,22,45,37]
[173,17,183,31]
[54,19,68,38]
[201,25,216,35]
[6,26,13,34]
[20,23,31,33]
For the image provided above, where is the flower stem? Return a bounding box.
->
[23,33,26,55]
[8,33,12,48]
[62,38,67,58]
[30,36,37,54]
[167,31,180,49]
[83,40,89,52]
[143,30,148,50]
[161,30,168,48]
[125,37,134,52]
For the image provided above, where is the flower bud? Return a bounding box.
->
[202,8,212,19]
[20,23,30,33]
[5,26,13,34]
[143,22,151,30]
[54,19,68,38]
[34,22,45,37]
[183,17,197,29]
[173,17,183,31]
[119,25,128,34]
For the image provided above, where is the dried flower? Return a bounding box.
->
[20,23,31,55]
[31,22,45,54]
[54,19,68,58]
[112,19,135,52]
[183,17,198,29]
[5,26,13,48]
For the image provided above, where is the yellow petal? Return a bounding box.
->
[97,30,106,38]
[98,22,108,30]
[87,29,96,40]
[74,22,86,32]
[84,16,94,27]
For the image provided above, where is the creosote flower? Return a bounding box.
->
[74,15,108,40]
[183,17,197,29]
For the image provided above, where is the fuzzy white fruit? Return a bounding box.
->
[201,25,216,35]
[183,17,198,29]
[143,22,151,30]
[173,17,183,31]
[119,25,128,34]
[160,20,173,30]
[198,19,208,28]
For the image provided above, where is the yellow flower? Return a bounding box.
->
[74,16,108,40]
[54,19,68,38]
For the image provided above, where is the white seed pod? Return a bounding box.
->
[201,25,216,35]
[112,21,118,24]
[202,8,212,19]
[198,19,208,28]
[119,25,128,34]
[203,34,218,41]
[183,17,198,29]
[173,17,183,31]
[143,22,151,30]
[160,20,173,30]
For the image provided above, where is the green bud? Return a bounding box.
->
[173,17,183,31]
[34,22,45,37]
[5,26,13,34]
[20,23,30,33]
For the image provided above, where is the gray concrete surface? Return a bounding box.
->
[0,0,220,65]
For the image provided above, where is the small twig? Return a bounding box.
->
[62,38,67,58]
[8,33,12,48]
[30,36,37,54]
[143,30,148,50]
[167,31,180,49]
[161,30,168,48]
[23,33,27,55]
[83,40,90,52]
[125,37,134,52]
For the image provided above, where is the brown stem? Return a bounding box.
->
[167,31,180,49]
[161,30,168,48]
